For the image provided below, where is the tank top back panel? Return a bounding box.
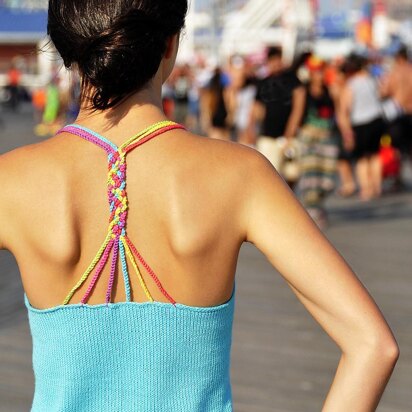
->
[24,121,236,412]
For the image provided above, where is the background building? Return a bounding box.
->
[179,0,315,64]
[0,0,410,86]
[0,0,49,88]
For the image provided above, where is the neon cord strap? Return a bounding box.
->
[57,121,185,306]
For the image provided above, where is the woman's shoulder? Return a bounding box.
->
[0,137,64,182]
[182,134,275,243]
[0,143,39,250]
[187,133,264,175]
[191,134,279,204]
[0,138,66,248]
[0,141,44,187]
[179,133,268,206]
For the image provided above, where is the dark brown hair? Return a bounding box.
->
[48,0,187,110]
[396,45,409,61]
[341,53,368,76]
[267,46,282,60]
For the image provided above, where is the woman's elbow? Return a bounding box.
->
[357,333,400,365]
[380,339,400,363]
[342,321,400,365]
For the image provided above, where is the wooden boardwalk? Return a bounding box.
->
[1,107,412,411]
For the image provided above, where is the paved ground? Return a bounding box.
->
[1,105,411,411]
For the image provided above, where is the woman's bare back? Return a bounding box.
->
[0,117,400,408]
[1,128,249,309]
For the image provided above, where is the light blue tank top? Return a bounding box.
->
[24,121,236,412]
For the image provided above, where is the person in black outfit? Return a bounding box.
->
[254,47,305,139]
[249,46,306,188]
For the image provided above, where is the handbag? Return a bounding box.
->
[278,139,302,183]
[256,136,302,182]
[380,135,401,178]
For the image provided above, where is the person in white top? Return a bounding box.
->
[227,56,257,147]
[338,54,385,201]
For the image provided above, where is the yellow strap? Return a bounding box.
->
[119,120,178,152]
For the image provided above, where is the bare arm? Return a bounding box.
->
[284,86,306,139]
[247,100,265,143]
[239,150,399,411]
[0,151,14,251]
[337,86,355,152]
[379,71,395,99]
[199,87,212,133]
[328,83,341,107]
[0,204,5,250]
[224,86,236,128]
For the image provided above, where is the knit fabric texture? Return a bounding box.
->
[25,293,235,412]
[24,121,236,411]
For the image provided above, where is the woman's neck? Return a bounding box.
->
[74,79,169,140]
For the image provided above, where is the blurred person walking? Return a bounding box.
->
[329,62,356,197]
[297,56,339,229]
[66,73,82,123]
[202,67,231,141]
[338,54,385,201]
[6,63,22,112]
[329,61,357,197]
[228,56,257,147]
[381,46,412,189]
[43,76,61,127]
[35,75,62,137]
[162,79,175,119]
[250,46,306,188]
[32,87,47,126]
[0,1,399,411]
[172,65,190,126]
[186,67,202,134]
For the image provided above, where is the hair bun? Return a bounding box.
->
[79,9,166,65]
[78,9,169,109]
[48,0,188,110]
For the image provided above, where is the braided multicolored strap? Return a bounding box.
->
[57,121,185,306]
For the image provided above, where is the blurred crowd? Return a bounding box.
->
[162,46,412,228]
[1,45,411,229]
[1,64,81,136]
